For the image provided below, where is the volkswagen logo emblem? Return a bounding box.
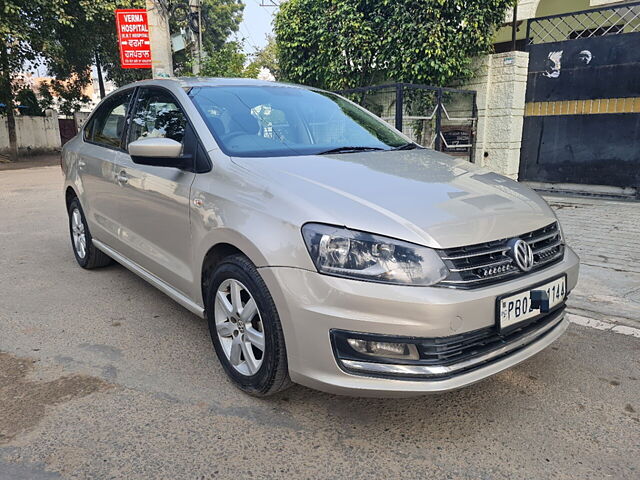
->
[508,238,534,272]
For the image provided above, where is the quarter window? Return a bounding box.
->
[86,90,133,148]
[128,88,187,145]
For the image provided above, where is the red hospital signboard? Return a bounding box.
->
[115,9,152,69]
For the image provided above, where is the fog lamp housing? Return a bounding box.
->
[331,329,422,366]
[347,338,419,360]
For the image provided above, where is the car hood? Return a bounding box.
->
[230,149,556,249]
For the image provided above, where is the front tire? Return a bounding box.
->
[68,197,113,269]
[205,254,292,396]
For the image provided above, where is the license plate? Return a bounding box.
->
[498,276,566,330]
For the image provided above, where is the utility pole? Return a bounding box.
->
[188,0,203,75]
[198,0,203,75]
[145,0,173,78]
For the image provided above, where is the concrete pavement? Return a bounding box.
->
[545,194,640,330]
[0,166,638,479]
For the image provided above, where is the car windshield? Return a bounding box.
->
[189,85,411,158]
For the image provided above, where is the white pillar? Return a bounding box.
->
[462,51,529,179]
[145,0,173,78]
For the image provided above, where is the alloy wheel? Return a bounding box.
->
[71,208,87,259]
[214,278,265,376]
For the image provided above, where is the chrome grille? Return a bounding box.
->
[437,222,564,288]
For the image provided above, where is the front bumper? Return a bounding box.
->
[259,246,579,397]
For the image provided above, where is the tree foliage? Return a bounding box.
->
[16,88,45,116]
[2,0,245,111]
[169,0,244,75]
[43,0,151,90]
[274,0,515,90]
[0,0,73,158]
[246,35,280,80]
[200,41,258,78]
[199,0,244,55]
[42,0,242,88]
[0,1,71,82]
[40,79,92,116]
[0,0,150,121]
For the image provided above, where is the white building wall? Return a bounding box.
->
[505,0,540,21]
[0,111,61,155]
[589,0,630,6]
[505,0,628,22]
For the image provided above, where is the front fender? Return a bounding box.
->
[190,162,317,305]
[62,141,86,210]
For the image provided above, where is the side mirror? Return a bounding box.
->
[128,137,189,169]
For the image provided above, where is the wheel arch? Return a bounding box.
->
[201,243,241,307]
[65,185,78,210]
[197,225,276,304]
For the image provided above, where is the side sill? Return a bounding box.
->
[93,239,205,318]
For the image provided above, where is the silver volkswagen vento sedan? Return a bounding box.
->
[62,78,579,397]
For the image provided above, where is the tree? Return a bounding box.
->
[37,83,55,111]
[1,0,244,160]
[0,0,132,159]
[274,0,515,90]
[15,88,44,116]
[200,41,257,78]
[246,35,280,80]
[42,0,152,90]
[41,0,244,87]
[200,0,244,55]
[39,79,92,117]
[1,0,70,160]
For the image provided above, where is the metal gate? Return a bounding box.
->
[520,2,640,191]
[58,118,76,146]
[337,83,477,162]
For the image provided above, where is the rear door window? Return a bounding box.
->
[86,90,133,148]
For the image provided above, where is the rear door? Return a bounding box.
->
[78,89,134,248]
[112,86,196,296]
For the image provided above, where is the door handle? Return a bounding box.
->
[116,171,129,185]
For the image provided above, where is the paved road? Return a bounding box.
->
[1,167,638,479]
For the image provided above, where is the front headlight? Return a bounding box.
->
[301,223,448,286]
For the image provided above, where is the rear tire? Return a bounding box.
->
[68,197,113,269]
[205,254,292,396]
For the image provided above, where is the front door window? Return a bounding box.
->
[128,88,187,146]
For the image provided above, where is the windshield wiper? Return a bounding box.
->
[317,146,386,155]
[390,142,422,151]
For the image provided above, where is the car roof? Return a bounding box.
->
[119,77,313,91]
